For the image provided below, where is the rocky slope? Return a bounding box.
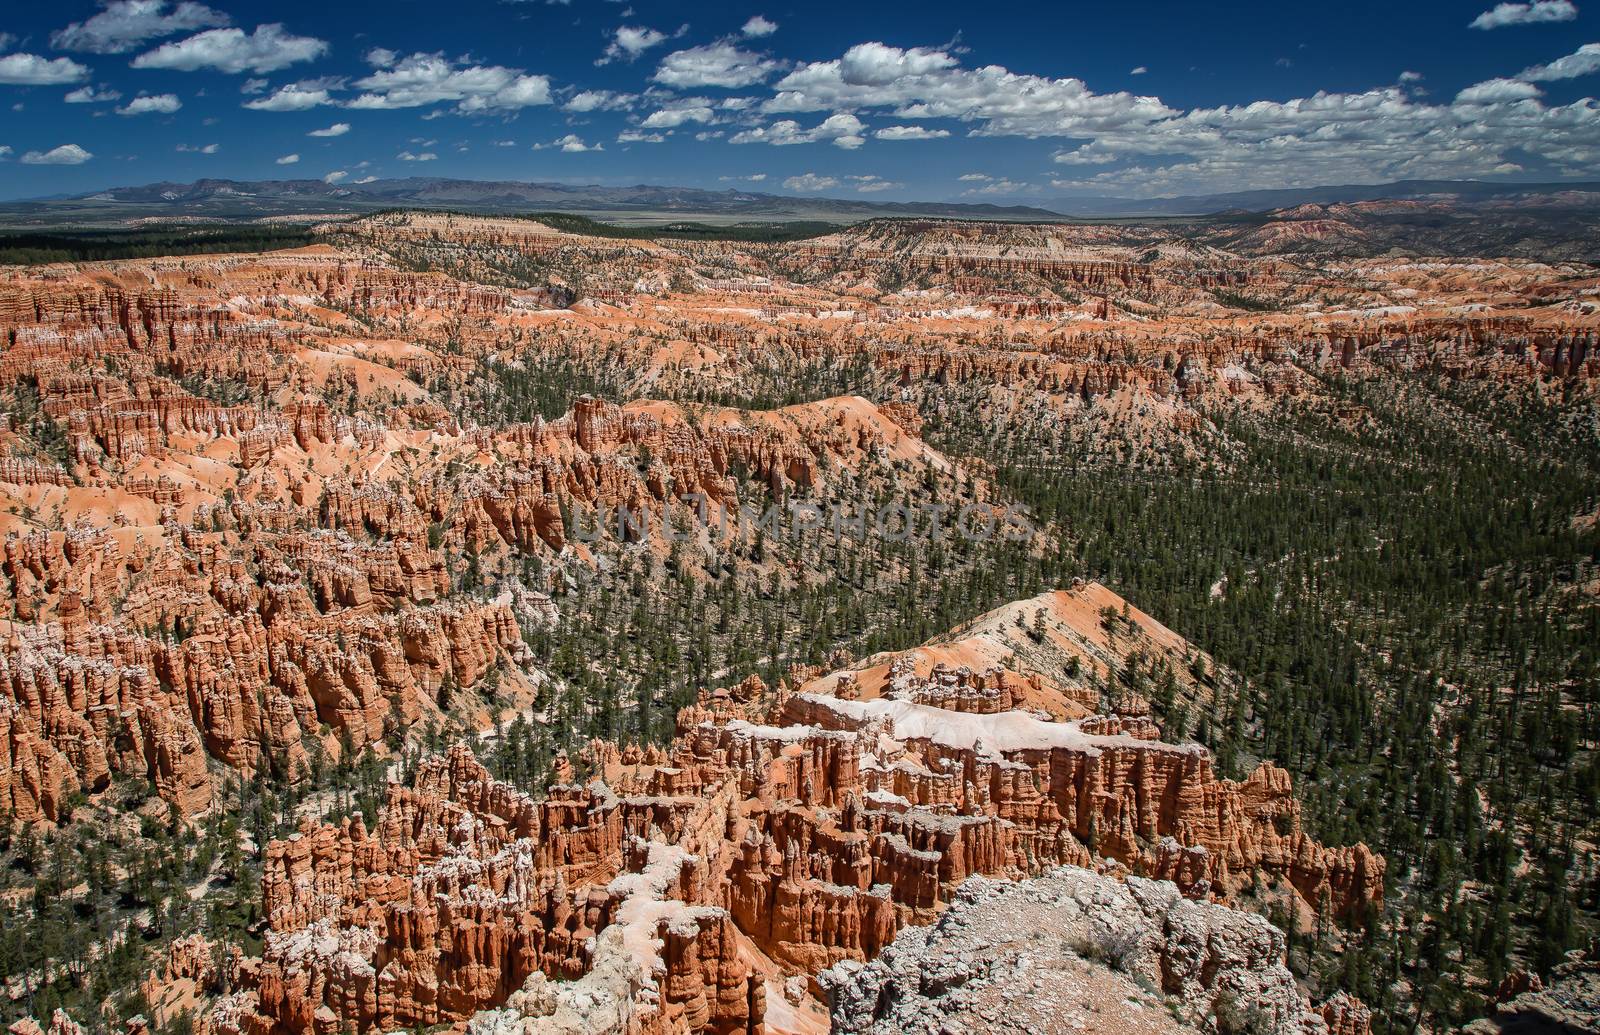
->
[823,867,1374,1035]
[144,585,1379,1035]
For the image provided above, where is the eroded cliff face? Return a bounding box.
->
[4,215,1592,827]
[0,240,952,821]
[162,585,1379,1035]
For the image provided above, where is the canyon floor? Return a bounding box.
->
[0,211,1596,1035]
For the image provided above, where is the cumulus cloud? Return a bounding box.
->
[962,177,1027,195]
[617,129,666,143]
[1043,79,1600,195]
[397,150,437,160]
[598,25,672,65]
[1517,42,1600,81]
[0,146,12,159]
[783,172,839,192]
[738,40,1600,194]
[348,53,552,112]
[364,47,398,68]
[874,124,950,140]
[243,83,333,110]
[730,112,866,148]
[1456,77,1544,103]
[132,23,328,74]
[308,121,350,136]
[21,144,93,165]
[742,16,778,37]
[1470,0,1577,29]
[535,133,602,151]
[324,170,347,183]
[53,0,229,54]
[65,85,123,103]
[0,53,91,85]
[117,92,182,115]
[565,89,635,111]
[275,153,299,164]
[641,104,715,128]
[764,42,1173,140]
[654,42,781,88]
[848,174,900,192]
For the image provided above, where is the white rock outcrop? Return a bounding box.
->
[822,866,1337,1035]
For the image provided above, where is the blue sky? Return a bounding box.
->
[0,0,1595,202]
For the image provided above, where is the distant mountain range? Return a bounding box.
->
[1049,178,1600,217]
[2,175,1597,229]
[0,177,1062,227]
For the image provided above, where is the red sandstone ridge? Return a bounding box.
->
[168,588,1380,1035]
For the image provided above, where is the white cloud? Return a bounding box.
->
[537,133,602,152]
[848,174,900,192]
[276,153,299,164]
[743,40,1600,194]
[0,146,11,159]
[65,85,123,103]
[654,42,781,88]
[365,47,398,68]
[1470,0,1577,29]
[397,150,437,161]
[742,15,778,38]
[730,112,866,148]
[241,77,269,93]
[324,170,347,183]
[1517,42,1600,81]
[0,54,91,85]
[783,172,839,192]
[348,53,552,112]
[598,25,670,64]
[243,83,333,111]
[352,175,377,184]
[21,144,93,165]
[53,1,229,54]
[641,104,715,128]
[765,42,1172,140]
[1455,77,1543,103]
[132,24,328,74]
[1399,70,1424,83]
[617,129,666,143]
[958,173,991,181]
[565,89,636,111]
[1046,81,1600,195]
[874,124,950,140]
[1130,66,1148,75]
[840,41,958,85]
[0,34,12,51]
[175,142,218,153]
[963,177,1027,195]
[117,93,182,115]
[308,121,350,136]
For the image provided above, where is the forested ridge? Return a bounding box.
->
[928,372,1600,1031]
